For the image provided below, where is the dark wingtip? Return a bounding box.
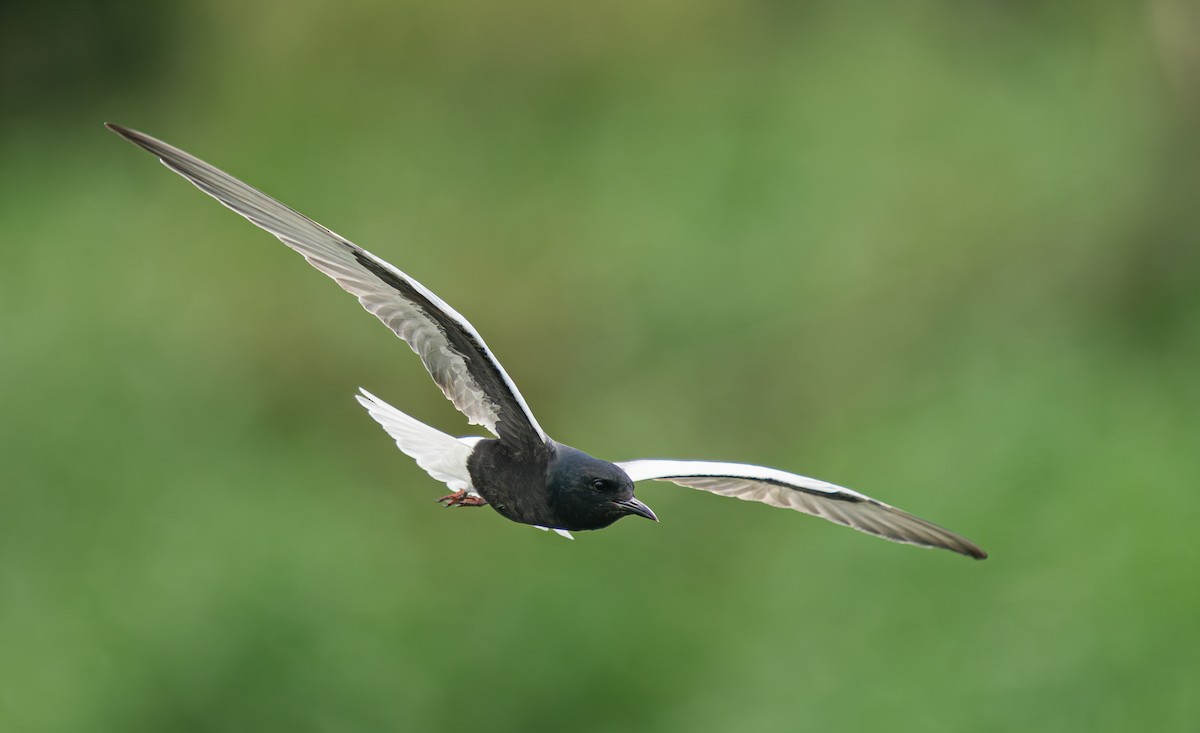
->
[105,122,141,146]
[105,123,157,154]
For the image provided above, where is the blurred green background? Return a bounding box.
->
[3,1,1198,730]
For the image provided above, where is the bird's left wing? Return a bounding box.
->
[107,124,548,454]
[616,459,986,559]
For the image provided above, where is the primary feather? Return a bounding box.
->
[618,460,986,558]
[105,123,548,453]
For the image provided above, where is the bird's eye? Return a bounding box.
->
[591,478,610,492]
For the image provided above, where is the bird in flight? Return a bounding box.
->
[107,123,986,559]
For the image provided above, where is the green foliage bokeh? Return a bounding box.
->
[3,1,1198,731]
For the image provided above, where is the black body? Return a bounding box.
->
[468,440,652,531]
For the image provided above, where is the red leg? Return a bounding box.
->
[435,490,488,508]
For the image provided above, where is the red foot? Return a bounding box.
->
[436,490,488,508]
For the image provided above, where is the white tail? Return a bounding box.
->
[355,388,483,494]
[357,388,574,539]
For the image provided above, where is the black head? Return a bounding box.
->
[547,444,658,531]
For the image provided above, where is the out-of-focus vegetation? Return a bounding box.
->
[3,1,1198,730]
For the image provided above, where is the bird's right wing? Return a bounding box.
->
[107,124,548,455]
[617,459,986,559]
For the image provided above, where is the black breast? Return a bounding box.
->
[466,439,556,527]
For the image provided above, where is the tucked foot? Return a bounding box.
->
[436,490,488,508]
